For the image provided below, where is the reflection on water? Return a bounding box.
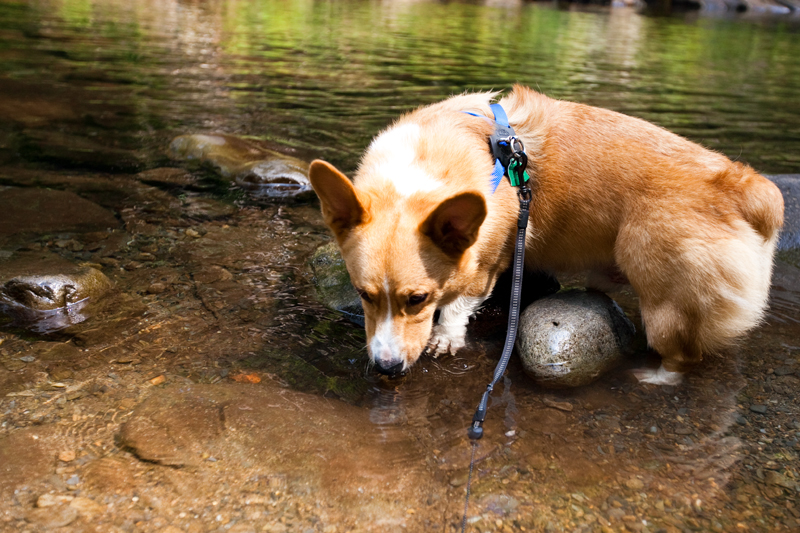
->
[0,0,799,531]
[0,0,799,174]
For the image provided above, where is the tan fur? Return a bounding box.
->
[309,85,784,375]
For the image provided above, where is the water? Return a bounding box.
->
[1,1,800,531]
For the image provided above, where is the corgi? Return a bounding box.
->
[308,85,783,385]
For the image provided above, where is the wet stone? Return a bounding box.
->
[0,253,113,333]
[26,504,79,528]
[516,290,635,388]
[169,133,312,199]
[136,167,197,188]
[0,187,119,240]
[750,404,768,414]
[309,242,363,326]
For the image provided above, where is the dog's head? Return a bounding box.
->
[308,149,488,375]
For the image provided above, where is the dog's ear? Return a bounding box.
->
[309,160,367,242]
[421,192,487,257]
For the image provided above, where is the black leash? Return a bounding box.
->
[460,106,531,532]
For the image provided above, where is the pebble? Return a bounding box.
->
[19,355,35,362]
[147,282,168,294]
[37,493,74,507]
[69,496,105,518]
[542,398,574,412]
[625,478,644,490]
[26,505,79,527]
[65,475,80,486]
[750,404,768,414]
[185,229,201,238]
[58,450,76,462]
[765,470,795,489]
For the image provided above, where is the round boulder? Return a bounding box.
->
[517,290,635,388]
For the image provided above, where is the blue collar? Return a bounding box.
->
[465,103,516,194]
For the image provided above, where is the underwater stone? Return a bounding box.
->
[0,253,113,333]
[517,290,635,388]
[309,242,363,326]
[0,187,119,239]
[168,133,312,199]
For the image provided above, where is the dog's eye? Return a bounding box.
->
[407,293,428,306]
[356,289,372,304]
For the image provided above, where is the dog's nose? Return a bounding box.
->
[374,358,404,376]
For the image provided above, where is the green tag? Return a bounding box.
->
[508,159,529,187]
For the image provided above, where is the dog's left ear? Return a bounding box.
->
[308,160,367,243]
[421,192,487,257]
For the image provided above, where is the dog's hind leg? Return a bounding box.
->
[616,210,776,385]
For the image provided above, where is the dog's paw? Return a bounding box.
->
[632,365,683,386]
[427,324,466,357]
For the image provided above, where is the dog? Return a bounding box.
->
[308,85,783,385]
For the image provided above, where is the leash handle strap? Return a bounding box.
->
[468,186,530,440]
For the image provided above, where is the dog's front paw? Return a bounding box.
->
[632,365,683,386]
[427,324,466,357]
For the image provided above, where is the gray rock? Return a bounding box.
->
[168,133,312,199]
[517,290,635,388]
[750,404,768,414]
[766,175,800,266]
[309,242,363,326]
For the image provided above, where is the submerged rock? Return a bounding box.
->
[309,242,363,326]
[0,253,113,333]
[0,187,119,240]
[168,133,312,198]
[517,290,635,388]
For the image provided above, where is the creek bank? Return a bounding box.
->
[169,134,313,199]
[516,290,635,388]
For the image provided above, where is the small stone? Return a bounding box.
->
[137,252,156,262]
[750,404,768,414]
[542,397,574,412]
[625,478,644,490]
[26,505,79,527]
[37,493,73,507]
[735,414,748,425]
[774,366,794,376]
[65,475,80,486]
[69,496,105,518]
[674,425,694,435]
[449,474,469,487]
[147,282,168,294]
[149,375,166,386]
[765,470,796,489]
[58,450,76,462]
[19,355,35,363]
[185,229,201,238]
[159,526,186,533]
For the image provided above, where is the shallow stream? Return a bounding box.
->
[1,1,800,532]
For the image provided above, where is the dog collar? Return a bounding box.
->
[465,103,529,194]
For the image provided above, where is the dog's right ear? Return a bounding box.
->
[308,160,367,242]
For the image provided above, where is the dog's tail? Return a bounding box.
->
[715,163,784,241]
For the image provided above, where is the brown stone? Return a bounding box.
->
[0,187,118,238]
